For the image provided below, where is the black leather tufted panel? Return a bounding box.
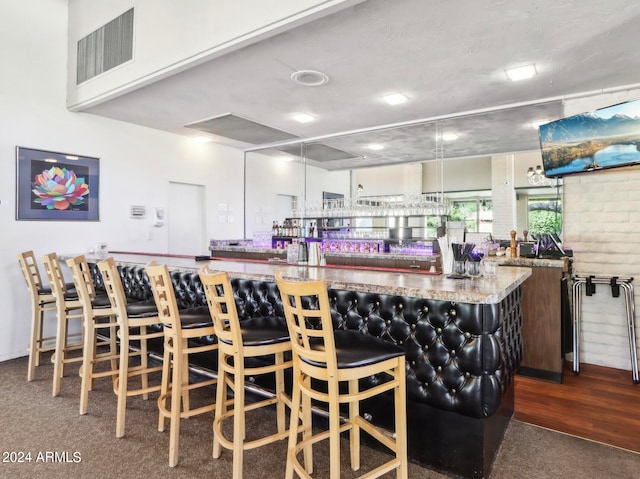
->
[90,263,522,419]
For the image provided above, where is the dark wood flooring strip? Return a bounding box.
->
[514,362,640,453]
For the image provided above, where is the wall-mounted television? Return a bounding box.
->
[539,98,640,178]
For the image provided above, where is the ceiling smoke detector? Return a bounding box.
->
[291,70,329,87]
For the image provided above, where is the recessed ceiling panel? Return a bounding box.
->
[277,143,358,163]
[184,113,299,144]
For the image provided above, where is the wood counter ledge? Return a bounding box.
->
[78,252,531,304]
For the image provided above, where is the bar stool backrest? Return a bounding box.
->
[17,250,45,298]
[41,252,69,302]
[275,273,338,373]
[66,255,98,311]
[146,263,182,339]
[97,257,127,319]
[199,266,243,349]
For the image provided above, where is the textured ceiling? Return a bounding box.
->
[82,0,640,170]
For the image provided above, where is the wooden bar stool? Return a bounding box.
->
[199,266,293,479]
[17,251,59,381]
[146,263,217,467]
[66,255,120,415]
[41,252,84,397]
[276,273,408,479]
[97,258,165,437]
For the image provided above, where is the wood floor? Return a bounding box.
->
[514,362,640,453]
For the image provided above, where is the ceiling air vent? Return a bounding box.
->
[77,8,134,84]
[185,113,299,144]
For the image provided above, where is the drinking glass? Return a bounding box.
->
[467,261,481,278]
[453,260,466,276]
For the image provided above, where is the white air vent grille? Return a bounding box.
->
[130,205,146,219]
[77,8,134,84]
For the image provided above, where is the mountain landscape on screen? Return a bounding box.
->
[539,99,640,177]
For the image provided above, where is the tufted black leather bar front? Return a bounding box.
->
[90,263,523,478]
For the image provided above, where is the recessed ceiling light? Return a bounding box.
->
[290,70,329,87]
[505,64,537,81]
[44,158,57,163]
[442,133,458,142]
[382,93,409,105]
[435,133,458,141]
[367,143,384,151]
[65,155,79,160]
[193,136,213,143]
[292,113,315,123]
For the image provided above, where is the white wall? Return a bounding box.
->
[562,88,640,371]
[244,153,350,238]
[423,156,492,193]
[352,164,406,196]
[0,1,244,362]
[67,0,364,109]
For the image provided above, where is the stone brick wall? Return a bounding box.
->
[563,90,640,371]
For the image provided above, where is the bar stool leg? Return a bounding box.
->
[52,304,69,397]
[328,380,341,479]
[158,340,171,432]
[275,351,286,433]
[212,362,227,460]
[169,348,183,467]
[572,280,583,375]
[349,379,360,471]
[395,357,408,479]
[301,376,313,474]
[27,301,44,381]
[79,317,98,414]
[180,346,190,413]
[284,393,297,479]
[116,328,130,438]
[139,327,150,399]
[622,283,639,383]
[232,364,245,479]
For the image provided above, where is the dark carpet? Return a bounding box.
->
[1,355,639,478]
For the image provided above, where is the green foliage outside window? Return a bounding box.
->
[450,201,477,231]
[528,199,562,235]
[450,199,492,233]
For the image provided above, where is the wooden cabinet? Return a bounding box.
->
[499,259,570,383]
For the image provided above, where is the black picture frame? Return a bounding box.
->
[16,146,100,221]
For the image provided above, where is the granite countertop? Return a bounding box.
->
[79,252,531,305]
[484,256,570,269]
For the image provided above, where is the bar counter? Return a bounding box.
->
[78,251,531,478]
[101,252,532,304]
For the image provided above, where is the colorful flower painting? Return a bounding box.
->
[16,147,100,221]
[31,166,90,210]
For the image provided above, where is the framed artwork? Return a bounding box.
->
[16,146,100,221]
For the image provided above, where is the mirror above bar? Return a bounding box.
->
[238,104,565,270]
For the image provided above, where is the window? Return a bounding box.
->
[527,197,562,236]
[449,198,493,234]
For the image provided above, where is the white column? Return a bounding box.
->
[491,154,517,239]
